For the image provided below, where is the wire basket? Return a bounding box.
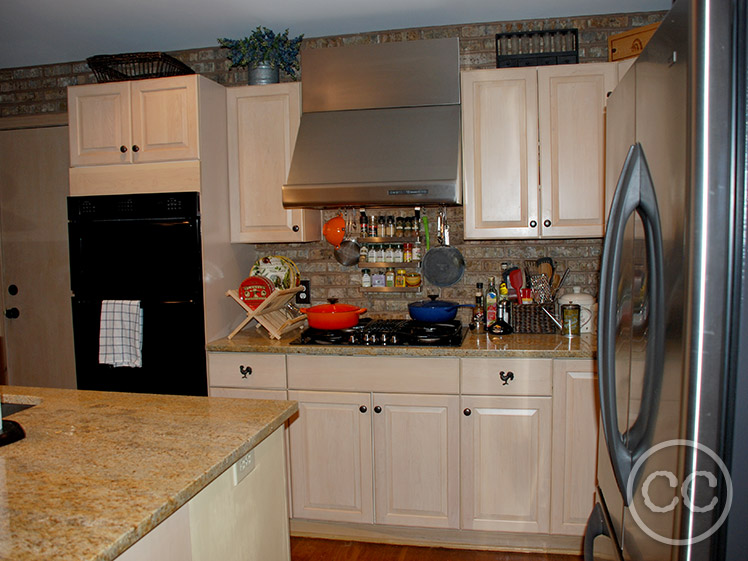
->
[510,302,558,334]
[87,52,195,83]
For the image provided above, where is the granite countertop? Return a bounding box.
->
[207,326,596,359]
[0,386,297,561]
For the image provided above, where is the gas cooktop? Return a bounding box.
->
[291,319,468,347]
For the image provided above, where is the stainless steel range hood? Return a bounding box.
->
[282,37,462,209]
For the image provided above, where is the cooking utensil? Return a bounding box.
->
[408,295,473,322]
[421,208,465,287]
[508,267,524,304]
[322,212,346,249]
[301,302,367,330]
[551,268,570,298]
[422,215,430,251]
[334,209,361,266]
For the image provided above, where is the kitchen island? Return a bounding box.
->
[0,385,297,561]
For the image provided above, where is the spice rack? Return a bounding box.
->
[358,236,423,292]
[225,286,307,340]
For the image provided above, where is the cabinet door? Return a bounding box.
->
[550,360,599,536]
[538,63,618,237]
[460,395,552,533]
[130,76,200,163]
[287,390,373,523]
[373,393,459,529]
[462,68,539,239]
[227,83,321,243]
[68,82,132,166]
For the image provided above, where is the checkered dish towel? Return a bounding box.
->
[99,300,143,368]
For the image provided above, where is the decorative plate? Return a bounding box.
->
[250,256,300,290]
[238,275,275,309]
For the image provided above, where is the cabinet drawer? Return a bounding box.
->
[461,358,552,396]
[287,355,459,394]
[208,352,286,389]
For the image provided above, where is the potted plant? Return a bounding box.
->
[218,26,304,85]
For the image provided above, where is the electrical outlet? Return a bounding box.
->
[232,449,255,485]
[296,280,310,304]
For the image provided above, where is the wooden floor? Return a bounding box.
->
[290,538,584,561]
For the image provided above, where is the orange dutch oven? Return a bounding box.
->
[302,303,367,330]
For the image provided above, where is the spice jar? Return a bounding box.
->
[385,267,395,287]
[361,268,372,287]
[403,242,412,262]
[371,271,386,287]
[395,269,406,287]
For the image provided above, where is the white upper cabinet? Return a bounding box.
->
[462,62,618,239]
[226,82,321,243]
[68,76,199,166]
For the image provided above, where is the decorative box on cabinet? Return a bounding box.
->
[460,358,553,533]
[462,63,617,239]
[286,355,460,529]
[226,83,321,243]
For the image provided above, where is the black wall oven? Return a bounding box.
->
[68,192,207,396]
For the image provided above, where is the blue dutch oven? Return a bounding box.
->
[408,295,472,322]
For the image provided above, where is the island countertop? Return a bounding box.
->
[207,327,596,359]
[0,385,297,561]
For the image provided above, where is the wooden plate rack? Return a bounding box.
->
[226,286,307,340]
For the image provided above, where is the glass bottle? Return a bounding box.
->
[384,244,394,263]
[485,276,498,328]
[472,282,485,333]
[359,244,368,263]
[360,209,368,238]
[394,244,404,263]
[385,267,395,287]
[386,215,395,237]
[367,244,378,263]
[361,268,372,288]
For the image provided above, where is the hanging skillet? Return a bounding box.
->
[421,207,465,287]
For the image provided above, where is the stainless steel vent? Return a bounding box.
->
[283,37,462,208]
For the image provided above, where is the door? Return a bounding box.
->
[538,62,617,237]
[460,394,552,533]
[287,390,373,523]
[130,76,199,163]
[68,82,132,166]
[0,126,75,388]
[462,68,539,239]
[373,392,459,529]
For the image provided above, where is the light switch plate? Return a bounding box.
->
[296,280,310,304]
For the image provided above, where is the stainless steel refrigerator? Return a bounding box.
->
[585,0,748,559]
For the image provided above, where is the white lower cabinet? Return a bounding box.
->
[460,358,553,533]
[287,355,460,529]
[550,359,599,536]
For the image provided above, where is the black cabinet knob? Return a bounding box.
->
[132,145,140,152]
[544,219,552,227]
[120,145,128,153]
[292,225,300,232]
[7,284,18,296]
[529,220,537,228]
[463,408,471,416]
[4,307,19,319]
[239,365,252,378]
[359,405,367,413]
[374,406,382,414]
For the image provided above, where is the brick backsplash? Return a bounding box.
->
[0,11,663,321]
[255,208,603,322]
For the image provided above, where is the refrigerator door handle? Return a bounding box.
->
[599,143,665,504]
[584,503,623,561]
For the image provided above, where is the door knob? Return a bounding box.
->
[544,219,552,228]
[132,145,140,152]
[120,145,128,153]
[5,308,20,319]
[529,220,537,228]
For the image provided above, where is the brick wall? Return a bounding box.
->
[0,11,665,320]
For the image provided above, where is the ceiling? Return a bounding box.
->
[1,0,670,70]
